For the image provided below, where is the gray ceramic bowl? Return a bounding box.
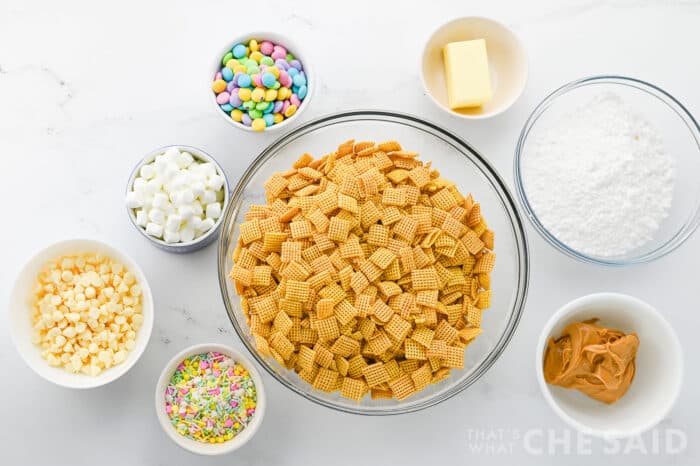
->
[126,145,230,253]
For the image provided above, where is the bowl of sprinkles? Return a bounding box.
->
[210,32,312,132]
[155,343,266,455]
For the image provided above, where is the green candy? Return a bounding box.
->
[260,56,274,66]
[272,81,281,90]
[245,58,257,67]
[249,109,263,119]
[286,53,294,61]
[222,51,233,66]
[243,101,255,110]
[256,101,270,111]
[247,65,260,74]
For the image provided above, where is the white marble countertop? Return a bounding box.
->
[1,0,698,464]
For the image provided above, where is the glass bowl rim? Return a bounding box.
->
[513,75,700,266]
[218,109,530,415]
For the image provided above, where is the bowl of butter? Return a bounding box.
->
[421,17,528,119]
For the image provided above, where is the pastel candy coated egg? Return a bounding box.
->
[263,103,274,114]
[232,43,247,59]
[252,118,266,131]
[250,51,263,63]
[263,114,275,127]
[279,72,292,88]
[221,67,234,82]
[273,45,287,56]
[290,93,301,107]
[215,71,223,80]
[226,81,236,92]
[271,50,286,60]
[293,74,306,87]
[243,100,255,110]
[251,87,265,102]
[237,74,252,88]
[230,109,243,122]
[287,67,299,78]
[256,101,270,111]
[233,65,247,74]
[275,59,289,70]
[273,101,284,113]
[272,81,281,90]
[273,113,283,123]
[282,100,291,114]
[260,56,274,66]
[216,91,231,104]
[289,59,302,71]
[222,51,233,66]
[238,88,252,101]
[284,104,297,118]
[249,39,259,52]
[225,59,239,69]
[247,65,260,74]
[229,92,242,107]
[297,84,307,100]
[212,79,227,93]
[252,74,263,87]
[260,41,274,55]
[264,89,278,101]
[267,66,280,79]
[241,113,252,126]
[220,103,233,112]
[261,72,276,88]
[249,109,263,119]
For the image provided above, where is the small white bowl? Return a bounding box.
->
[155,343,266,455]
[421,17,528,119]
[8,239,154,389]
[126,145,230,253]
[536,293,683,438]
[209,32,314,133]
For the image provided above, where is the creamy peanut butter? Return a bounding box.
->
[543,319,639,404]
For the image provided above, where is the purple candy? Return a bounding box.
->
[290,93,301,107]
[216,92,230,104]
[289,60,302,71]
[273,101,283,113]
[229,92,242,107]
[275,59,289,70]
[242,113,252,126]
[226,81,236,92]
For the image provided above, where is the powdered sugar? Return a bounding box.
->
[522,92,675,257]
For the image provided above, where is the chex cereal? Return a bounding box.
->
[229,139,495,401]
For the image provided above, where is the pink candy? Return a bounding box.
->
[290,94,301,107]
[253,74,263,87]
[225,419,234,428]
[279,70,292,88]
[260,41,274,55]
[271,50,286,60]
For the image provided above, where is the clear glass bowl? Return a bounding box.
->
[217,111,530,414]
[515,76,700,266]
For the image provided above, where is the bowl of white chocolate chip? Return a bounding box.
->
[125,145,230,253]
[9,239,154,388]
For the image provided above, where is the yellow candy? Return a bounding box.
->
[278,87,290,100]
[264,89,278,102]
[238,88,252,102]
[225,59,239,70]
[284,104,298,118]
[251,87,265,103]
[249,39,259,52]
[233,65,247,74]
[268,66,280,79]
[212,79,227,93]
[273,113,283,123]
[250,51,263,63]
[251,118,266,131]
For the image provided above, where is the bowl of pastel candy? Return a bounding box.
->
[210,33,312,132]
[125,145,230,253]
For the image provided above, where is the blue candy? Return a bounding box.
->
[220,103,234,112]
[292,74,306,87]
[221,67,234,82]
[232,44,247,59]
[237,74,252,88]
[287,68,299,77]
[263,102,274,114]
[263,114,275,126]
[297,85,307,100]
[261,72,276,88]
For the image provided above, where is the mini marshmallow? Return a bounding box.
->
[191,181,205,198]
[146,178,161,194]
[132,178,148,193]
[125,191,142,209]
[199,218,215,232]
[178,151,194,168]
[163,230,180,243]
[152,193,169,210]
[165,214,182,233]
[153,156,169,175]
[189,216,203,231]
[199,162,216,177]
[135,210,148,227]
[201,189,216,205]
[207,174,224,191]
[178,205,195,220]
[180,225,195,242]
[148,209,165,225]
[206,202,222,219]
[180,189,195,204]
[163,146,180,161]
[145,222,163,238]
[193,203,204,217]
[139,164,155,180]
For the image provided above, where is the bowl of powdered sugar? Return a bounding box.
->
[515,76,700,265]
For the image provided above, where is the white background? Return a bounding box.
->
[1,0,698,464]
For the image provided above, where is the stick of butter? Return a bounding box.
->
[442,39,492,109]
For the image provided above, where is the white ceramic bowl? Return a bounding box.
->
[536,293,683,438]
[126,145,230,253]
[421,17,528,119]
[155,343,266,455]
[8,239,154,389]
[209,31,314,133]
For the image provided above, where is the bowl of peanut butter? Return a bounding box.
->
[536,293,683,438]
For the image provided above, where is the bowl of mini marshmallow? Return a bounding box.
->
[125,146,230,253]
